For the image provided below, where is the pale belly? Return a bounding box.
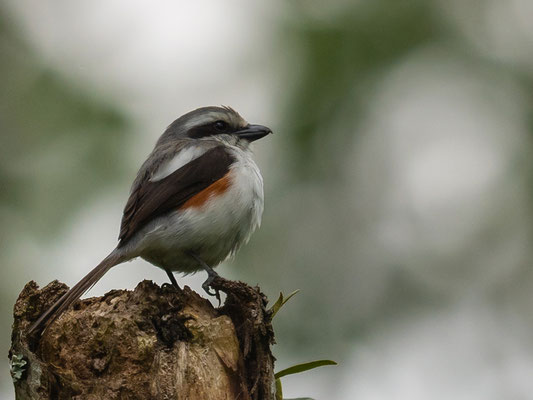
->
[134,157,264,273]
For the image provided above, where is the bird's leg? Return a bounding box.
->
[189,252,221,303]
[165,270,181,290]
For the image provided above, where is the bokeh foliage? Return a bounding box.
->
[280,0,437,178]
[0,12,129,239]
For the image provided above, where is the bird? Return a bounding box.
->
[29,106,272,334]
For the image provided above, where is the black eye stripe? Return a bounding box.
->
[188,125,215,139]
[187,121,237,139]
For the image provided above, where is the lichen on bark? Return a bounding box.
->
[10,278,275,400]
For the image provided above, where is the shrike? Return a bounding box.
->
[29,106,271,334]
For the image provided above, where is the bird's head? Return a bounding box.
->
[158,106,272,146]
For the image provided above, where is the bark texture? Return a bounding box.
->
[9,278,275,400]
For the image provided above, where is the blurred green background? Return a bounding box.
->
[3,1,533,398]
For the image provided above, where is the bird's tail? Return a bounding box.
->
[28,249,125,335]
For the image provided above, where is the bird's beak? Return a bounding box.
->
[236,124,272,142]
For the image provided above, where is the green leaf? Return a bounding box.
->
[269,289,300,319]
[283,398,315,400]
[275,378,283,400]
[275,360,337,379]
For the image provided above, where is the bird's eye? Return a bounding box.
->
[213,120,228,132]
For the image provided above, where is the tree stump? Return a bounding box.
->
[9,278,276,400]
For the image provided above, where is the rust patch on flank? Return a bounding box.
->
[182,173,232,209]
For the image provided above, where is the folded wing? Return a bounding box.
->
[118,146,235,246]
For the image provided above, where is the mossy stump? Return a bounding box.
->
[9,278,275,400]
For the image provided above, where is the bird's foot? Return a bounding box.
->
[188,252,223,304]
[202,270,222,304]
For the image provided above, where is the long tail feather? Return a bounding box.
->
[28,249,125,335]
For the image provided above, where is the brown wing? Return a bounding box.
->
[118,146,235,247]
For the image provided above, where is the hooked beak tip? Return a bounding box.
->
[236,124,272,142]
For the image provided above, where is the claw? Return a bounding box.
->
[202,274,221,305]
[189,252,222,305]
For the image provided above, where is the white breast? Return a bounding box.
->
[179,145,264,253]
[220,145,264,239]
[137,143,264,272]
